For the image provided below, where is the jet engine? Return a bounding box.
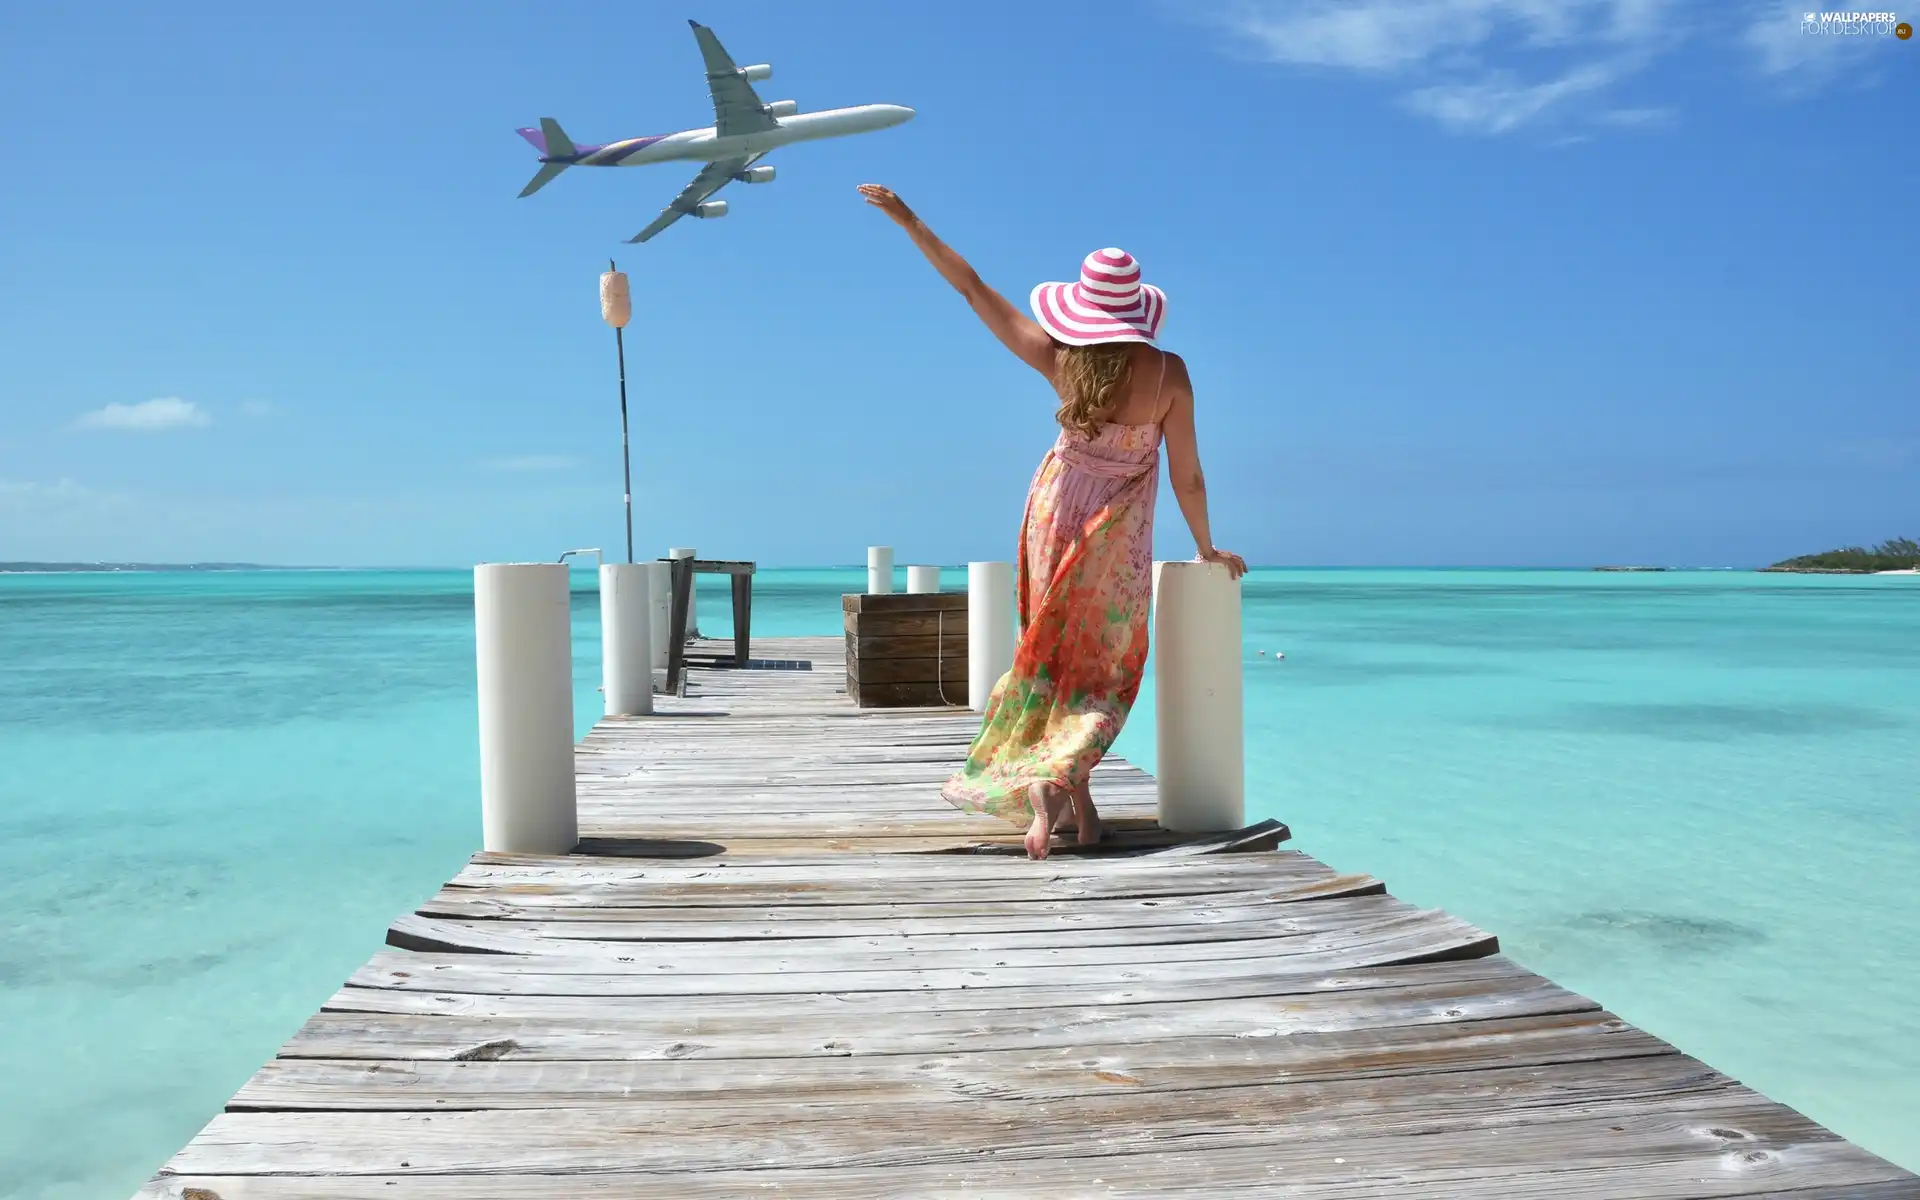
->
[735,165,776,183]
[693,200,729,219]
[761,99,798,118]
[737,63,772,81]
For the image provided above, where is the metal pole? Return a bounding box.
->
[612,259,634,564]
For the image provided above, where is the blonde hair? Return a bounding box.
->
[1053,342,1133,438]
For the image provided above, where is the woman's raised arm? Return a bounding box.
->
[858,184,1056,377]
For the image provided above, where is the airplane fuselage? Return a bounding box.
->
[515,20,913,240]
[552,104,914,168]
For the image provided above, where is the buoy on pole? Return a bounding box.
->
[600,262,635,564]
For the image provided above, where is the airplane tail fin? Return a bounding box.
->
[515,118,579,198]
[537,118,577,158]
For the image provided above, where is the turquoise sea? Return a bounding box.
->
[1,567,1916,1197]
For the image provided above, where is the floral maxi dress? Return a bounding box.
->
[940,418,1160,824]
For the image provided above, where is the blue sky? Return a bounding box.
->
[0,0,1912,567]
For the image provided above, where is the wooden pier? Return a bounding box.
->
[141,636,1918,1198]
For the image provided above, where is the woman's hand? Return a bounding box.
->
[857,183,916,227]
[1197,546,1249,580]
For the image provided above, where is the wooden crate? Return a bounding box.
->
[843,592,968,708]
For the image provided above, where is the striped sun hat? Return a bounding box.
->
[1030,248,1166,346]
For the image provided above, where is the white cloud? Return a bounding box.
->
[1403,61,1621,134]
[1198,0,1679,134]
[479,455,578,473]
[73,397,211,432]
[1741,3,1891,89]
[0,477,125,514]
[1192,0,1895,135]
[1213,0,1633,72]
[239,400,274,417]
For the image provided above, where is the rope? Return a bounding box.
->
[936,609,959,707]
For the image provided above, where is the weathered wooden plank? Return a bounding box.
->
[583,725,981,748]
[573,781,1161,808]
[576,769,1156,793]
[346,925,1497,997]
[422,878,1383,911]
[584,709,976,729]
[579,753,986,772]
[372,907,1490,971]
[137,1138,1920,1200]
[416,874,1387,926]
[448,847,1343,885]
[568,799,1161,825]
[567,812,1165,839]
[845,654,969,686]
[570,831,1199,855]
[287,971,1598,1062]
[563,813,1035,839]
[847,633,971,657]
[1139,818,1290,856]
[568,802,1161,826]
[843,611,969,637]
[406,890,1391,944]
[847,681,969,708]
[435,866,1354,907]
[564,830,1203,855]
[315,955,1546,1018]
[584,747,968,765]
[239,1010,1663,1109]
[842,592,967,614]
[386,894,1416,955]
[154,1057,1768,1174]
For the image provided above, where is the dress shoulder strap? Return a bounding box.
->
[1149,350,1173,424]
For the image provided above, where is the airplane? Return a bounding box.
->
[515,20,914,244]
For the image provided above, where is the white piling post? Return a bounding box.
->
[867,546,894,595]
[906,565,941,594]
[668,547,699,637]
[1151,560,1245,832]
[967,561,1015,711]
[474,563,578,854]
[599,562,653,716]
[645,560,671,672]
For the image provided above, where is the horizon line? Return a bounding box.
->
[2,561,1770,574]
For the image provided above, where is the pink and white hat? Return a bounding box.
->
[1030,248,1166,346]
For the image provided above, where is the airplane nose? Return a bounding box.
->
[890,105,915,124]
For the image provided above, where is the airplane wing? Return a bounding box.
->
[627,154,757,244]
[689,21,778,138]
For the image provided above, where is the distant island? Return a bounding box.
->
[1593,565,1669,572]
[0,562,277,573]
[1762,537,1920,574]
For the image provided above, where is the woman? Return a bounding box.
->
[860,184,1246,860]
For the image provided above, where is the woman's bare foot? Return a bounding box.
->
[1023,783,1068,860]
[1069,780,1104,846]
